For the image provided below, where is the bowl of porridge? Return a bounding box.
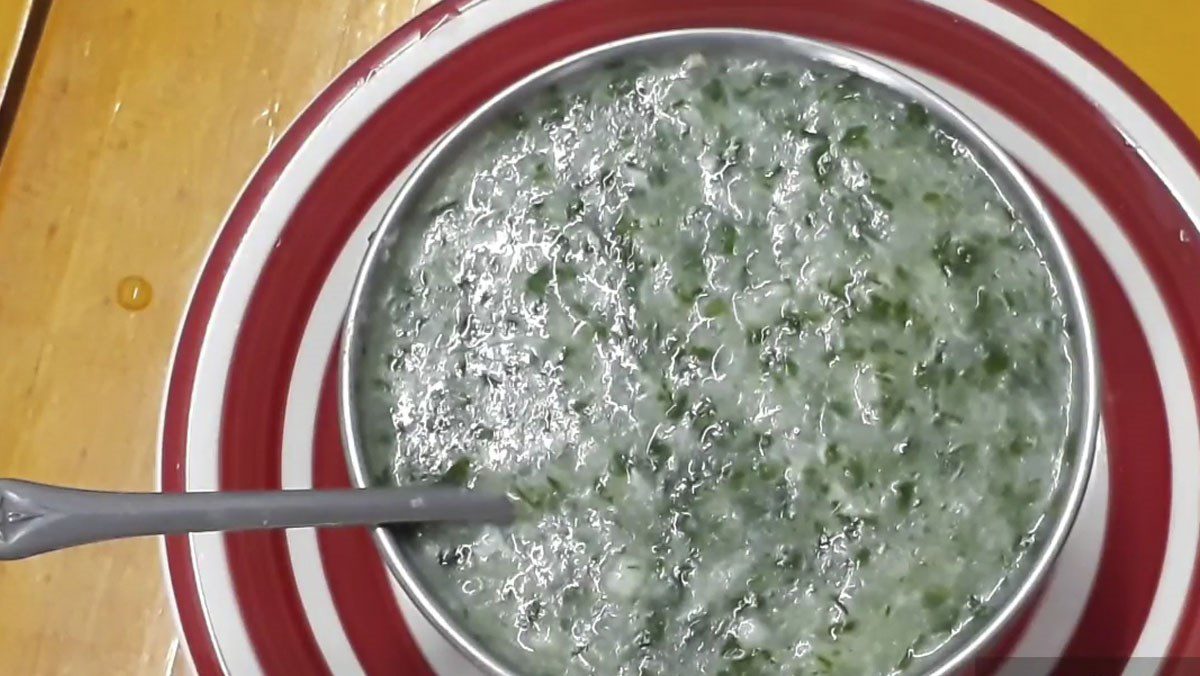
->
[340,29,1099,676]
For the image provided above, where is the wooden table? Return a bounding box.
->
[0,1,1194,673]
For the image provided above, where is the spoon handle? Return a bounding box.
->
[0,479,513,560]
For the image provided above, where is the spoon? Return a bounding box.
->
[0,479,514,560]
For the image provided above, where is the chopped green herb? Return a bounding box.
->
[719,221,738,256]
[700,298,730,318]
[526,265,553,297]
[438,458,471,487]
[841,125,869,148]
[906,102,931,127]
[702,78,726,103]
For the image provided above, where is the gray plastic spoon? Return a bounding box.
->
[0,479,514,560]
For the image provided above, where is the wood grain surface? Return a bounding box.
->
[0,2,433,674]
[0,1,34,110]
[0,1,1191,674]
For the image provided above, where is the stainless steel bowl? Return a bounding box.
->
[340,28,1100,676]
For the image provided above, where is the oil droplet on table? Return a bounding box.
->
[116,275,153,311]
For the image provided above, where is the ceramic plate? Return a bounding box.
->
[159,1,1200,674]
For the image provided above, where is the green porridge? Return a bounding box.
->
[356,50,1075,676]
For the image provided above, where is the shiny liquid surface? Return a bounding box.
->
[356,51,1074,675]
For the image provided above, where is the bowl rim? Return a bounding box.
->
[339,27,1101,676]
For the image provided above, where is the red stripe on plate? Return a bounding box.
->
[164,536,224,676]
[314,355,434,675]
[971,590,1044,675]
[1048,194,1171,664]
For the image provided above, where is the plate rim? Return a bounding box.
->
[157,1,1200,674]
